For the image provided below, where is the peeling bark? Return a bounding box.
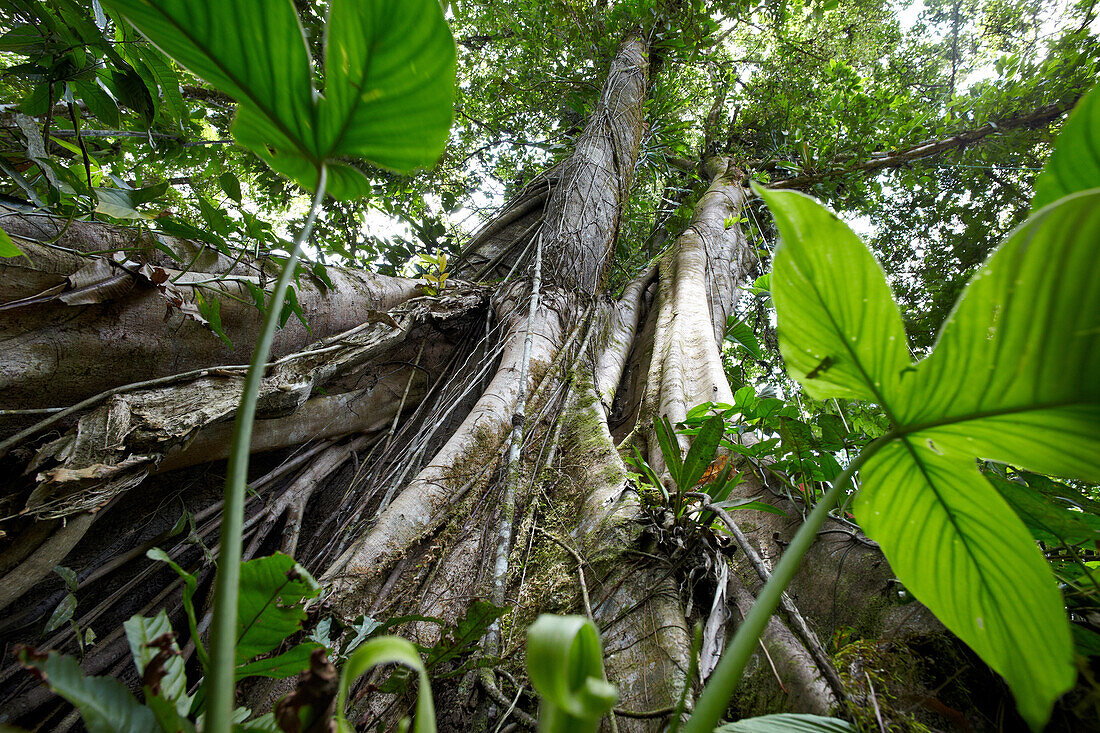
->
[0,228,420,411]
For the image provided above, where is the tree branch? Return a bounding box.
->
[766,97,1079,190]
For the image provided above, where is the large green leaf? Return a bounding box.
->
[759,185,910,403]
[715,714,857,732]
[680,415,725,489]
[759,186,1097,729]
[1,229,29,259]
[319,0,456,172]
[990,474,1100,545]
[896,191,1100,482]
[100,0,315,159]
[102,0,455,199]
[855,443,1073,730]
[1033,86,1100,209]
[124,609,191,717]
[236,553,320,663]
[16,649,158,733]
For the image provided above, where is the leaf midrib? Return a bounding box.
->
[894,397,1097,438]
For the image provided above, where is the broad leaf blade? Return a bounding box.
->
[653,415,684,488]
[758,186,910,403]
[1033,85,1100,209]
[0,229,26,258]
[124,609,191,716]
[681,415,725,489]
[989,474,1100,545]
[855,441,1073,730]
[236,553,320,662]
[17,650,159,733]
[235,642,322,680]
[101,0,316,170]
[899,190,1100,481]
[725,317,764,360]
[319,0,456,173]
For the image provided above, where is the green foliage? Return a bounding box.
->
[101,0,456,199]
[1033,84,1100,208]
[235,553,320,662]
[752,96,1100,723]
[16,648,159,733]
[416,249,451,295]
[0,229,26,258]
[124,610,192,723]
[20,552,332,731]
[526,615,618,732]
[626,414,758,521]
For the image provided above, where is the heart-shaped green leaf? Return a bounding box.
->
[760,184,910,403]
[103,0,455,199]
[759,185,1097,729]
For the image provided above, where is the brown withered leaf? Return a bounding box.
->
[273,647,339,733]
[142,632,179,696]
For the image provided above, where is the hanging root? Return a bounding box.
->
[322,287,572,606]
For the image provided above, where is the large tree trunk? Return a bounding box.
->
[0,36,1007,733]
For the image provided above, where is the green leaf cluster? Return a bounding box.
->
[756,85,1100,729]
[101,0,456,199]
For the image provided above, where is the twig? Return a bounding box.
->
[478,670,537,729]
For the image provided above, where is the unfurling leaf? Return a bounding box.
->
[336,637,435,733]
[527,615,617,732]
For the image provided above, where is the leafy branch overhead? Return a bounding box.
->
[757,84,1100,730]
[101,0,457,199]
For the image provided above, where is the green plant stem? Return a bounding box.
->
[683,431,895,733]
[205,165,327,733]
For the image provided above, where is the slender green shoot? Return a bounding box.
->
[682,432,894,733]
[205,165,328,733]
